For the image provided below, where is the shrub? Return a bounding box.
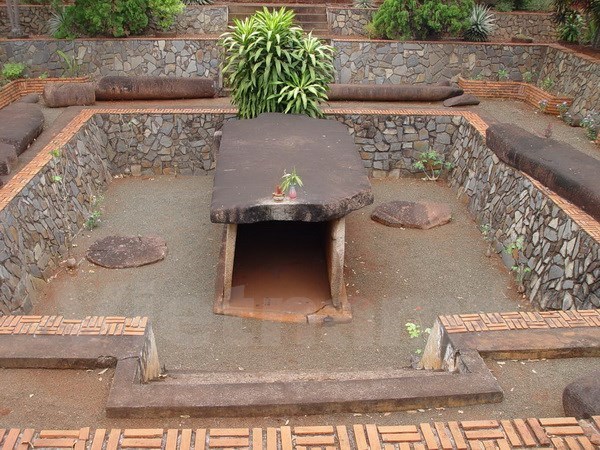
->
[1,62,26,81]
[148,0,185,31]
[558,10,584,42]
[354,0,374,8]
[220,7,335,119]
[494,0,514,11]
[49,6,78,39]
[463,3,496,41]
[553,0,600,48]
[66,0,149,37]
[371,0,474,40]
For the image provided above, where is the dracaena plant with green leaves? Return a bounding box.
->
[220,7,335,119]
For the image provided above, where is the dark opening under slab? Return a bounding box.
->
[228,221,333,320]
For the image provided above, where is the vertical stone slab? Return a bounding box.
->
[326,218,345,309]
[223,223,237,303]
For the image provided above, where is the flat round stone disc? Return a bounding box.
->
[86,235,167,269]
[371,200,451,230]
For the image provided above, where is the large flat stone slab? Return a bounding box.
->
[487,123,600,221]
[210,113,374,223]
[86,235,168,269]
[563,371,600,418]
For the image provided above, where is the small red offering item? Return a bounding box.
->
[275,185,283,195]
[272,184,285,202]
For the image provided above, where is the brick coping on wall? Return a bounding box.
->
[0,417,599,449]
[0,315,147,336]
[1,106,598,245]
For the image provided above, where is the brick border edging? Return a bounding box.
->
[440,310,600,334]
[0,315,147,336]
[0,417,598,449]
[0,77,90,110]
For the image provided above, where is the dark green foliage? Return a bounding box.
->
[66,0,149,37]
[220,7,335,119]
[371,0,474,40]
[463,3,496,41]
[553,0,600,47]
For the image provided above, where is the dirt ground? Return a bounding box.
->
[0,357,596,429]
[35,176,527,371]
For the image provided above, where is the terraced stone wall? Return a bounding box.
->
[538,46,600,117]
[332,40,548,83]
[449,119,600,310]
[331,113,460,177]
[91,112,235,176]
[0,120,111,314]
[0,5,227,37]
[0,38,221,79]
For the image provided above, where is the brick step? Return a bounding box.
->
[228,3,327,14]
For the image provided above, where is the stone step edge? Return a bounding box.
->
[0,417,598,449]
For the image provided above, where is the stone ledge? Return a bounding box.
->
[0,417,598,449]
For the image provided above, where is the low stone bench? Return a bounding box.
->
[0,102,44,156]
[327,83,463,102]
[487,124,600,222]
[96,76,216,101]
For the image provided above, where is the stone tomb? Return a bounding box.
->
[210,113,374,323]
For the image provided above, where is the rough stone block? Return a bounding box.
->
[563,371,600,418]
[487,123,600,222]
[17,93,40,104]
[371,200,451,230]
[0,143,18,175]
[96,76,216,101]
[43,82,96,108]
[0,103,44,156]
[443,93,480,107]
[327,84,463,102]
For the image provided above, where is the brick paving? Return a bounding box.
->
[0,417,598,449]
[440,310,600,334]
[0,315,147,336]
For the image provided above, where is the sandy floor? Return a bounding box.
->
[35,175,527,371]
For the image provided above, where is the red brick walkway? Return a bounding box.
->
[1,417,599,450]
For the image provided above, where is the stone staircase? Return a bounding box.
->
[227,3,330,35]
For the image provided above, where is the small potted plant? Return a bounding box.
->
[280,168,303,200]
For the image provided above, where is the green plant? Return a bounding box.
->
[354,0,374,7]
[370,0,474,40]
[538,99,548,112]
[464,3,496,41]
[504,236,531,293]
[497,68,509,81]
[67,0,149,37]
[56,50,81,78]
[49,5,78,39]
[413,150,454,181]
[38,72,49,79]
[84,195,103,230]
[148,0,185,31]
[495,0,514,11]
[522,71,534,83]
[558,10,584,42]
[220,7,335,119]
[405,321,431,355]
[540,76,554,92]
[279,167,303,193]
[1,62,26,81]
[581,110,599,141]
[556,101,569,119]
[480,223,494,257]
[553,0,600,48]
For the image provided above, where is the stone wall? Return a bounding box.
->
[327,7,374,36]
[0,5,53,36]
[0,38,221,79]
[332,40,548,83]
[537,45,600,117]
[0,5,227,37]
[492,12,556,43]
[91,112,235,176]
[0,121,111,314]
[449,120,600,310]
[331,114,460,177]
